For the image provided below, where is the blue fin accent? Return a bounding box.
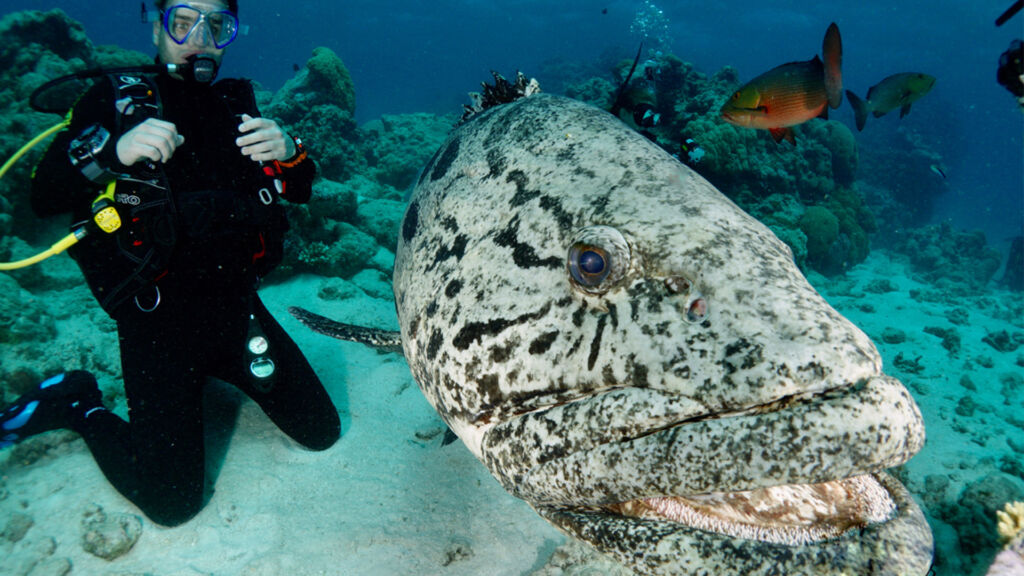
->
[39,373,66,389]
[2,400,40,431]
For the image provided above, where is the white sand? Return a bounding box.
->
[1,274,564,575]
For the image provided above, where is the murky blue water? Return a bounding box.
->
[11,0,1023,242]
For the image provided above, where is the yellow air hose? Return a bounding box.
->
[0,119,68,180]
[0,117,121,271]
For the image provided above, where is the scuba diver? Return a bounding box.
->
[996,1,1024,109]
[0,0,340,526]
[675,136,705,166]
[997,39,1023,109]
[610,47,662,139]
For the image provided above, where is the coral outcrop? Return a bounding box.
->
[895,222,1003,293]
[264,47,360,182]
[987,501,1024,576]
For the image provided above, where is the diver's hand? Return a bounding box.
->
[115,118,185,166]
[236,114,296,162]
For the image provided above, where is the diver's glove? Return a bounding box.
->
[115,118,186,167]
[236,114,297,163]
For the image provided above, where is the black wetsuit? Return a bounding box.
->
[31,71,340,526]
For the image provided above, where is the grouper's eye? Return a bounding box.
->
[569,245,609,286]
[567,225,630,294]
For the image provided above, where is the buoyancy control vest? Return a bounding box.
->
[69,73,288,315]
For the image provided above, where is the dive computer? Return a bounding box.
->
[69,123,114,183]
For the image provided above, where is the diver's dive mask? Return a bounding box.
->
[160,4,241,49]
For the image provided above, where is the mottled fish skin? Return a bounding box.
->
[392,94,932,575]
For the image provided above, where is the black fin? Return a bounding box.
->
[442,428,459,446]
[610,42,644,117]
[996,0,1023,26]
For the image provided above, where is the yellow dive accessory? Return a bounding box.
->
[0,118,121,271]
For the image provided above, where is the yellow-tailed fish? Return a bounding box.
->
[845,73,936,131]
[720,23,843,144]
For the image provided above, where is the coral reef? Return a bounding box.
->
[987,501,1024,576]
[360,113,454,191]
[894,222,1003,293]
[935,474,1024,574]
[857,125,948,228]
[80,504,142,560]
[460,71,540,124]
[997,501,1024,545]
[264,47,361,182]
[1000,236,1023,291]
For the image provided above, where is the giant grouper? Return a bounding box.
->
[291,93,934,575]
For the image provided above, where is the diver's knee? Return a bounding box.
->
[140,497,203,527]
[299,413,340,452]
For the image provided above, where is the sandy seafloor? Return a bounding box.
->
[1,244,1022,575]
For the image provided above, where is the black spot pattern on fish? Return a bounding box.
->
[587,314,608,371]
[507,170,541,207]
[441,216,459,233]
[486,148,508,179]
[444,279,463,298]
[495,216,563,269]
[402,201,419,243]
[426,328,444,361]
[538,194,575,232]
[529,330,559,355]
[430,234,469,269]
[453,304,552,351]
[430,136,460,182]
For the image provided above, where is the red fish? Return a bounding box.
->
[720,23,843,144]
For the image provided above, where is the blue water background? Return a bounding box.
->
[6,0,1023,246]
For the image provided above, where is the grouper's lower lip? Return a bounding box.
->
[606,473,896,545]
[534,471,935,576]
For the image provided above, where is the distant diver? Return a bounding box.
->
[997,40,1024,109]
[610,44,660,129]
[676,136,705,166]
[995,2,1024,109]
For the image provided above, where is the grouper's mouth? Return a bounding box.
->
[512,372,932,574]
[481,374,926,549]
[532,470,934,576]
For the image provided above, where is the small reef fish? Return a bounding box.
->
[720,23,843,144]
[845,73,936,131]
